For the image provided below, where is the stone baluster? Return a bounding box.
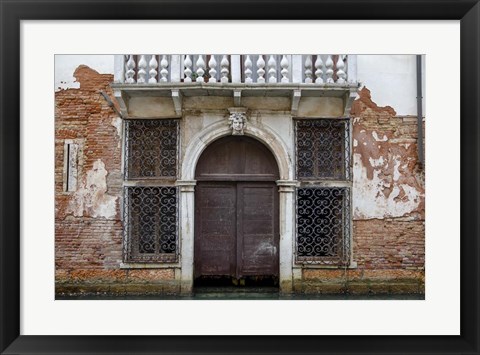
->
[256,55,265,83]
[137,55,147,84]
[125,55,136,83]
[159,55,169,82]
[280,55,289,83]
[184,55,193,82]
[304,55,313,83]
[208,55,217,83]
[220,55,229,83]
[148,55,158,83]
[244,55,253,83]
[314,55,324,84]
[325,55,334,83]
[268,55,277,83]
[196,55,206,82]
[336,55,347,84]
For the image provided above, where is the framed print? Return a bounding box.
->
[1,0,479,354]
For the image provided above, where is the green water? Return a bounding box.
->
[57,288,424,300]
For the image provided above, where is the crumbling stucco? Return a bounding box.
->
[67,159,118,219]
[111,117,122,148]
[351,87,425,220]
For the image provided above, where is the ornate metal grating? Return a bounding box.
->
[296,187,351,265]
[124,119,178,179]
[295,119,350,180]
[123,186,178,262]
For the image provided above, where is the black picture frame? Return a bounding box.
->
[1,1,479,354]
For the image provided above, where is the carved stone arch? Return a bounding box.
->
[181,120,294,182]
[178,119,295,294]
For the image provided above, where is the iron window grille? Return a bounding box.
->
[123,186,178,263]
[296,187,351,265]
[124,119,179,179]
[295,118,351,181]
[123,119,180,263]
[294,118,352,265]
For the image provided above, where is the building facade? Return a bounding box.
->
[55,55,425,296]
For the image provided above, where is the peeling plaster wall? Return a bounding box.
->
[67,159,117,219]
[351,87,425,221]
[55,65,124,273]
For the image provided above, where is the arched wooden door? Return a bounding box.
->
[194,136,280,285]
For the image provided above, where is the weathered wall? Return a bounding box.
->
[351,87,425,220]
[55,66,177,295]
[296,87,425,294]
[55,54,426,115]
[55,55,114,91]
[356,54,425,116]
[55,65,424,296]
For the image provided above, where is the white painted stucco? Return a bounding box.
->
[356,55,425,116]
[352,153,422,219]
[67,159,118,219]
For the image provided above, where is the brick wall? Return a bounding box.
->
[55,66,178,295]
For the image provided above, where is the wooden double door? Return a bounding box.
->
[194,136,280,284]
[195,182,279,281]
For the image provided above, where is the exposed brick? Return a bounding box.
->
[353,220,425,269]
[127,269,175,282]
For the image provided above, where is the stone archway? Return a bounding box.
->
[177,120,296,293]
[181,120,294,181]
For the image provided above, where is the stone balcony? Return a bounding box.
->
[112,55,359,118]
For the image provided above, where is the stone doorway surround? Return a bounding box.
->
[177,118,297,293]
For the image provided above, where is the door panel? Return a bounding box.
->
[237,183,279,277]
[194,136,280,284]
[195,182,279,281]
[195,183,236,277]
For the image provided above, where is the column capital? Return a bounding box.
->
[276,180,298,192]
[176,180,196,192]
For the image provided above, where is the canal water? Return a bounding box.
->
[57,287,424,300]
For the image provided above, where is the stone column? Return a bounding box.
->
[276,180,297,293]
[176,180,196,294]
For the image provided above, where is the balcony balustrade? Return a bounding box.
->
[114,55,357,85]
[111,54,358,118]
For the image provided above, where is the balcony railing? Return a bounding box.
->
[114,55,357,85]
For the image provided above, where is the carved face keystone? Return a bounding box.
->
[229,112,246,135]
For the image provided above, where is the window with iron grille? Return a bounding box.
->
[296,187,350,265]
[123,186,178,262]
[124,119,178,179]
[296,118,350,180]
[123,119,179,263]
[295,118,351,265]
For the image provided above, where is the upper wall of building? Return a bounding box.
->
[356,55,425,117]
[55,55,114,91]
[54,56,425,221]
[55,54,425,117]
